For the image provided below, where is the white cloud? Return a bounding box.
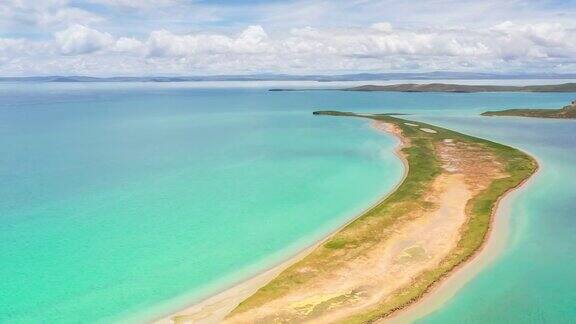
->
[2,18,576,75]
[0,0,102,29]
[225,0,575,32]
[89,0,179,9]
[372,22,393,33]
[0,39,34,65]
[55,25,114,55]
[235,25,269,53]
[493,21,574,47]
[145,25,270,58]
[113,37,145,53]
[37,7,102,27]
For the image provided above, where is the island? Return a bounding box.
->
[343,83,576,92]
[482,100,576,119]
[163,113,537,324]
[268,82,576,93]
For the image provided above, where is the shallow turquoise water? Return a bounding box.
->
[1,83,404,323]
[413,116,576,324]
[1,82,575,323]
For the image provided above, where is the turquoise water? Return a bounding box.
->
[413,116,576,323]
[1,82,575,323]
[1,83,403,323]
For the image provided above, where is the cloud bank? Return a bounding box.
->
[0,0,575,75]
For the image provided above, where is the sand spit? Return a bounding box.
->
[158,114,536,324]
[224,120,507,323]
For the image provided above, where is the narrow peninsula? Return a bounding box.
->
[166,113,537,324]
[482,100,576,119]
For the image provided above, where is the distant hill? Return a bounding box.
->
[482,100,576,119]
[345,83,576,92]
[3,72,576,83]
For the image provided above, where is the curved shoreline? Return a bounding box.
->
[386,152,540,323]
[158,115,538,323]
[225,113,538,323]
[155,120,410,324]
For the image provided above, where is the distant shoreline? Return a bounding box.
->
[270,82,576,93]
[4,72,576,83]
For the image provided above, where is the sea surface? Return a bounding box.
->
[1,81,575,323]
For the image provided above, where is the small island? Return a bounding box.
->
[167,112,537,323]
[482,100,576,119]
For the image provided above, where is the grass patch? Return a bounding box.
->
[324,238,349,249]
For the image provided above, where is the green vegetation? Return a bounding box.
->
[341,114,537,323]
[230,111,537,323]
[344,83,576,92]
[482,100,576,119]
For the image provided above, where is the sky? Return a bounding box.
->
[1,0,576,76]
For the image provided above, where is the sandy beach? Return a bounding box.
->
[155,121,409,324]
[154,243,327,324]
[157,115,537,324]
